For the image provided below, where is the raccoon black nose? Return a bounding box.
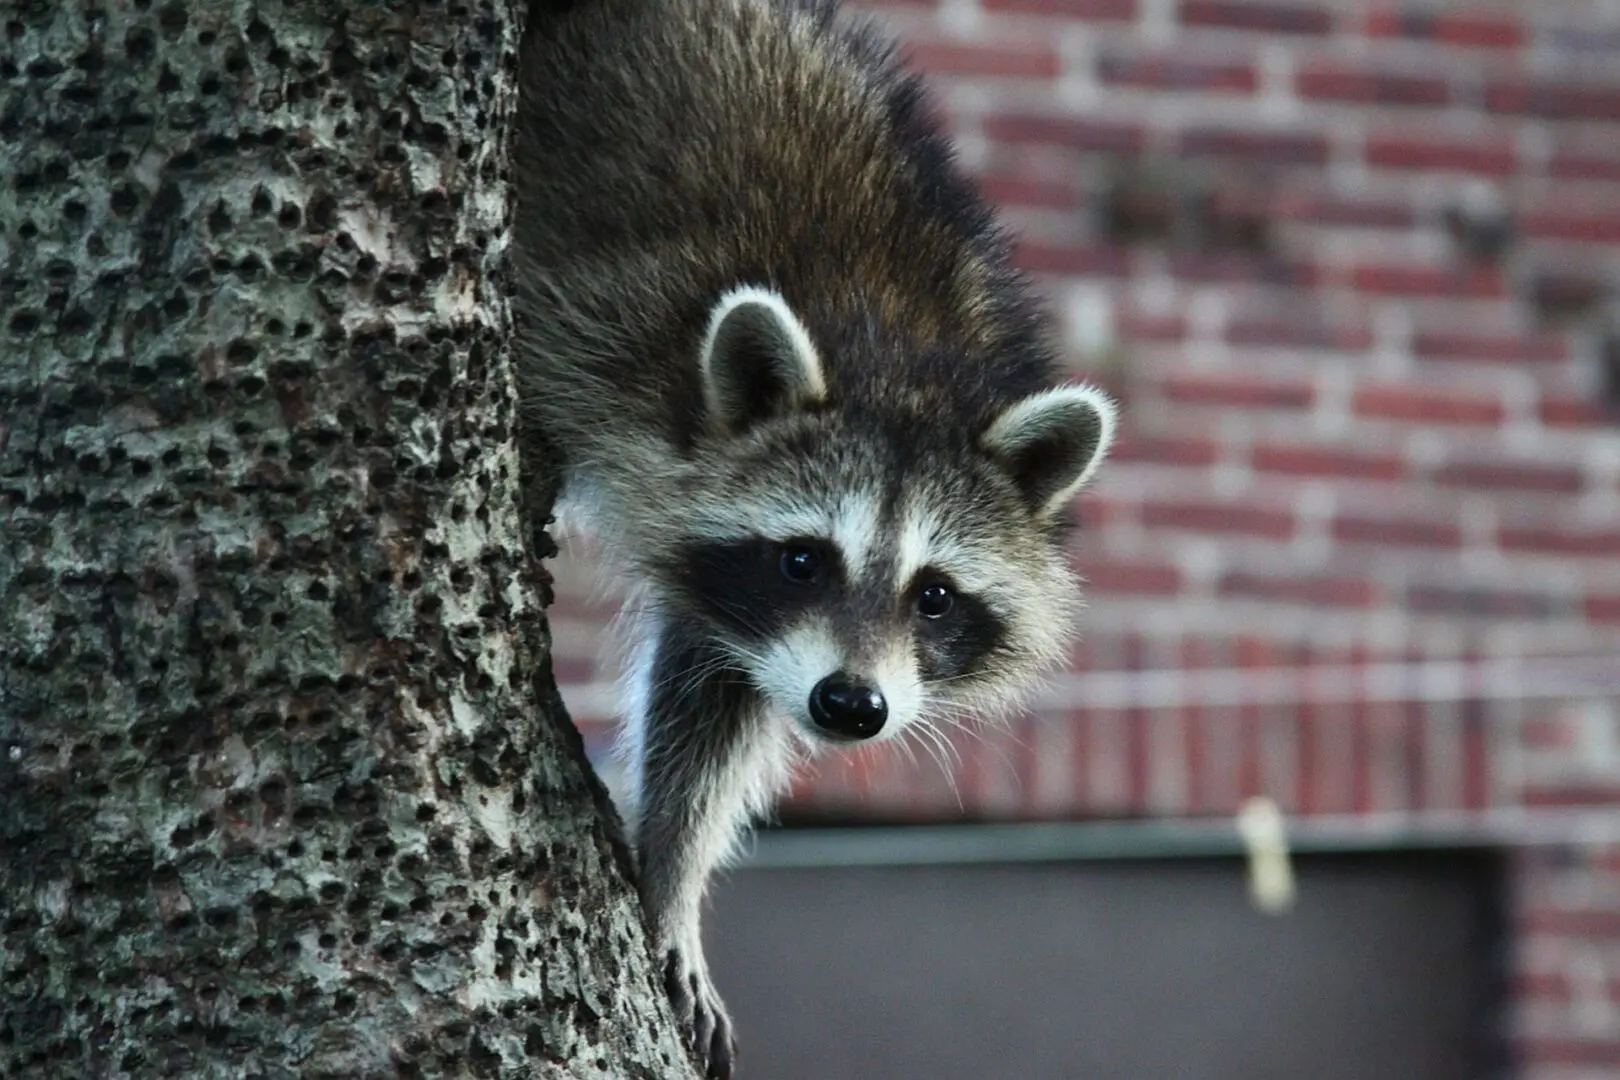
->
[808,672,887,740]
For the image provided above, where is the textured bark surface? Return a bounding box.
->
[0,2,696,1077]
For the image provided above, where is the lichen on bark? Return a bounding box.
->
[0,2,696,1077]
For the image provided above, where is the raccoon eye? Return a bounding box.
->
[778,543,824,585]
[916,583,955,619]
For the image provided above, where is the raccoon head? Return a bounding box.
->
[666,285,1115,748]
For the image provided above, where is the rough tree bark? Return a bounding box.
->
[0,2,698,1077]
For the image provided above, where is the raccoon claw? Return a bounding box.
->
[664,945,736,1078]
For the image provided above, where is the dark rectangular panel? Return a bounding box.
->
[706,850,1503,1080]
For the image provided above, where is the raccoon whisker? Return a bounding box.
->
[713,640,774,670]
[933,705,1028,781]
[883,733,919,772]
[907,714,963,773]
[643,653,736,698]
[901,721,964,810]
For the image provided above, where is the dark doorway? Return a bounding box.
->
[706,842,1503,1080]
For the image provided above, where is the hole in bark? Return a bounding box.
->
[158,2,187,35]
[203,908,237,929]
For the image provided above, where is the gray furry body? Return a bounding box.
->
[513,0,1115,1074]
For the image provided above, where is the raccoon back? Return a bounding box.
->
[512,0,1057,480]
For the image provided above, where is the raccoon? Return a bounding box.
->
[513,0,1116,1074]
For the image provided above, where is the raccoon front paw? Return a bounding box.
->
[663,942,736,1079]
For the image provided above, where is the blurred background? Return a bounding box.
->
[551,1,1620,1075]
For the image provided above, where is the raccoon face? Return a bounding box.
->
[664,285,1115,747]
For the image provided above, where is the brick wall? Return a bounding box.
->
[545,1,1620,1074]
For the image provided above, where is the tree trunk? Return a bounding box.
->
[0,3,697,1077]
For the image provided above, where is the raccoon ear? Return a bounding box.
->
[982,384,1117,519]
[698,286,827,436]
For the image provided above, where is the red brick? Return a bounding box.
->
[1460,698,1489,811]
[906,42,1062,79]
[1432,459,1584,494]
[984,114,1147,154]
[1179,127,1328,165]
[1588,594,1620,623]
[1353,385,1504,426]
[977,172,1079,211]
[1365,134,1515,176]
[1165,252,1318,287]
[1225,316,1372,351]
[1549,151,1620,183]
[1274,193,1414,229]
[1521,211,1620,245]
[1541,395,1610,428]
[1530,269,1608,320]
[1097,51,1258,94]
[1180,0,1332,35]
[1074,557,1185,595]
[1522,785,1620,809]
[1364,10,1524,49]
[1521,907,1620,937]
[1115,310,1187,342]
[1515,1037,1620,1068]
[1219,571,1383,607]
[1160,372,1315,410]
[1252,442,1404,481]
[1333,513,1461,548]
[1498,525,1620,558]
[1297,63,1452,107]
[1508,970,1572,1003]
[1486,80,1620,120]
[1351,263,1507,298]
[1522,714,1577,750]
[1011,241,1133,276]
[550,656,598,685]
[981,0,1136,17]
[1413,331,1568,364]
[1141,498,1297,539]
[1407,582,1570,619]
[1077,493,1138,530]
[1109,432,1220,466]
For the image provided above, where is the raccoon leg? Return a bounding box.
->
[621,618,792,1079]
